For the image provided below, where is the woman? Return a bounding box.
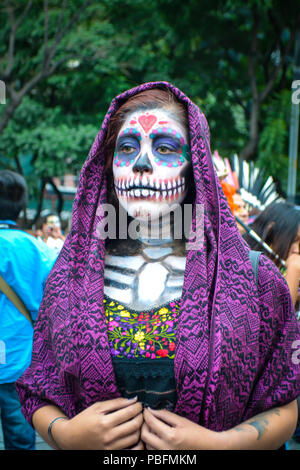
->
[16,83,299,450]
[243,202,300,309]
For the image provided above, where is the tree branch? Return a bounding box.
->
[46,54,72,76]
[0,0,91,137]
[5,82,18,102]
[274,61,289,93]
[46,0,90,66]
[15,0,33,30]
[32,178,47,227]
[230,89,249,117]
[258,30,295,103]
[259,10,300,103]
[47,177,64,214]
[0,99,19,135]
[0,0,33,81]
[43,0,49,67]
[53,0,69,45]
[248,9,260,102]
[1,0,16,81]
[14,154,23,175]
[241,9,297,161]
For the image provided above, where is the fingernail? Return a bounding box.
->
[127,396,138,402]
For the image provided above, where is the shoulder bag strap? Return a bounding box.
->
[0,275,34,326]
[248,250,262,285]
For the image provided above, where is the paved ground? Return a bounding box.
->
[0,424,299,450]
[287,436,300,450]
[0,425,52,450]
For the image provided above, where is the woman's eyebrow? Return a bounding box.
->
[118,127,142,140]
[150,127,186,145]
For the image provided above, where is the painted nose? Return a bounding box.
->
[132,152,153,174]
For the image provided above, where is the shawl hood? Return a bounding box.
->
[16,82,299,431]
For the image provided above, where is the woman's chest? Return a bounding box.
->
[104,248,186,311]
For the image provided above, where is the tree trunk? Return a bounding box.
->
[48,177,64,215]
[239,98,260,160]
[31,178,47,227]
[0,97,20,136]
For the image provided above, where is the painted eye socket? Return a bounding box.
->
[115,137,140,162]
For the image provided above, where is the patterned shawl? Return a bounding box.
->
[16,82,299,431]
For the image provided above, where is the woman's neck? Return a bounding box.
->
[137,213,175,246]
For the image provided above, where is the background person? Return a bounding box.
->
[36,213,65,254]
[233,191,249,235]
[0,170,57,450]
[243,201,300,309]
[243,201,300,446]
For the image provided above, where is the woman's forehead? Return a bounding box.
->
[119,107,188,139]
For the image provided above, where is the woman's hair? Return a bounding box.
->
[243,201,300,265]
[0,170,27,221]
[103,88,195,249]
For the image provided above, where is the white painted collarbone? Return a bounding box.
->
[104,240,186,311]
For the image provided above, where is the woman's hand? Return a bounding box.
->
[52,397,143,450]
[141,408,220,450]
[141,401,298,450]
[51,225,65,241]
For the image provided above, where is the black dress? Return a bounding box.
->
[104,295,180,410]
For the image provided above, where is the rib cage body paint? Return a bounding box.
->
[104,241,187,310]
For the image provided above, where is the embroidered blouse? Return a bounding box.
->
[104,296,180,410]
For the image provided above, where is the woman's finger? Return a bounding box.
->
[141,421,164,450]
[146,444,155,450]
[143,408,173,441]
[109,412,144,442]
[98,397,139,414]
[109,429,141,450]
[146,407,181,427]
[104,401,143,428]
[129,440,144,450]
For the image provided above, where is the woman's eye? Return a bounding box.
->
[157,145,173,154]
[121,145,135,154]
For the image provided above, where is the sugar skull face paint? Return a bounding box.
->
[113,108,191,221]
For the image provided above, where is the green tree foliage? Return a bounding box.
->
[257,90,291,193]
[0,0,299,220]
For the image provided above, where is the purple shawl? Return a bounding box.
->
[16,82,299,431]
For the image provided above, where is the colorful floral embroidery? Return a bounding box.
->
[104,296,180,359]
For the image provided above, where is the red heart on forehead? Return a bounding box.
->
[138,114,157,133]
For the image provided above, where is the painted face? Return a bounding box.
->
[113,108,191,221]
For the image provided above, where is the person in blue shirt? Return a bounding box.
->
[0,170,57,449]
